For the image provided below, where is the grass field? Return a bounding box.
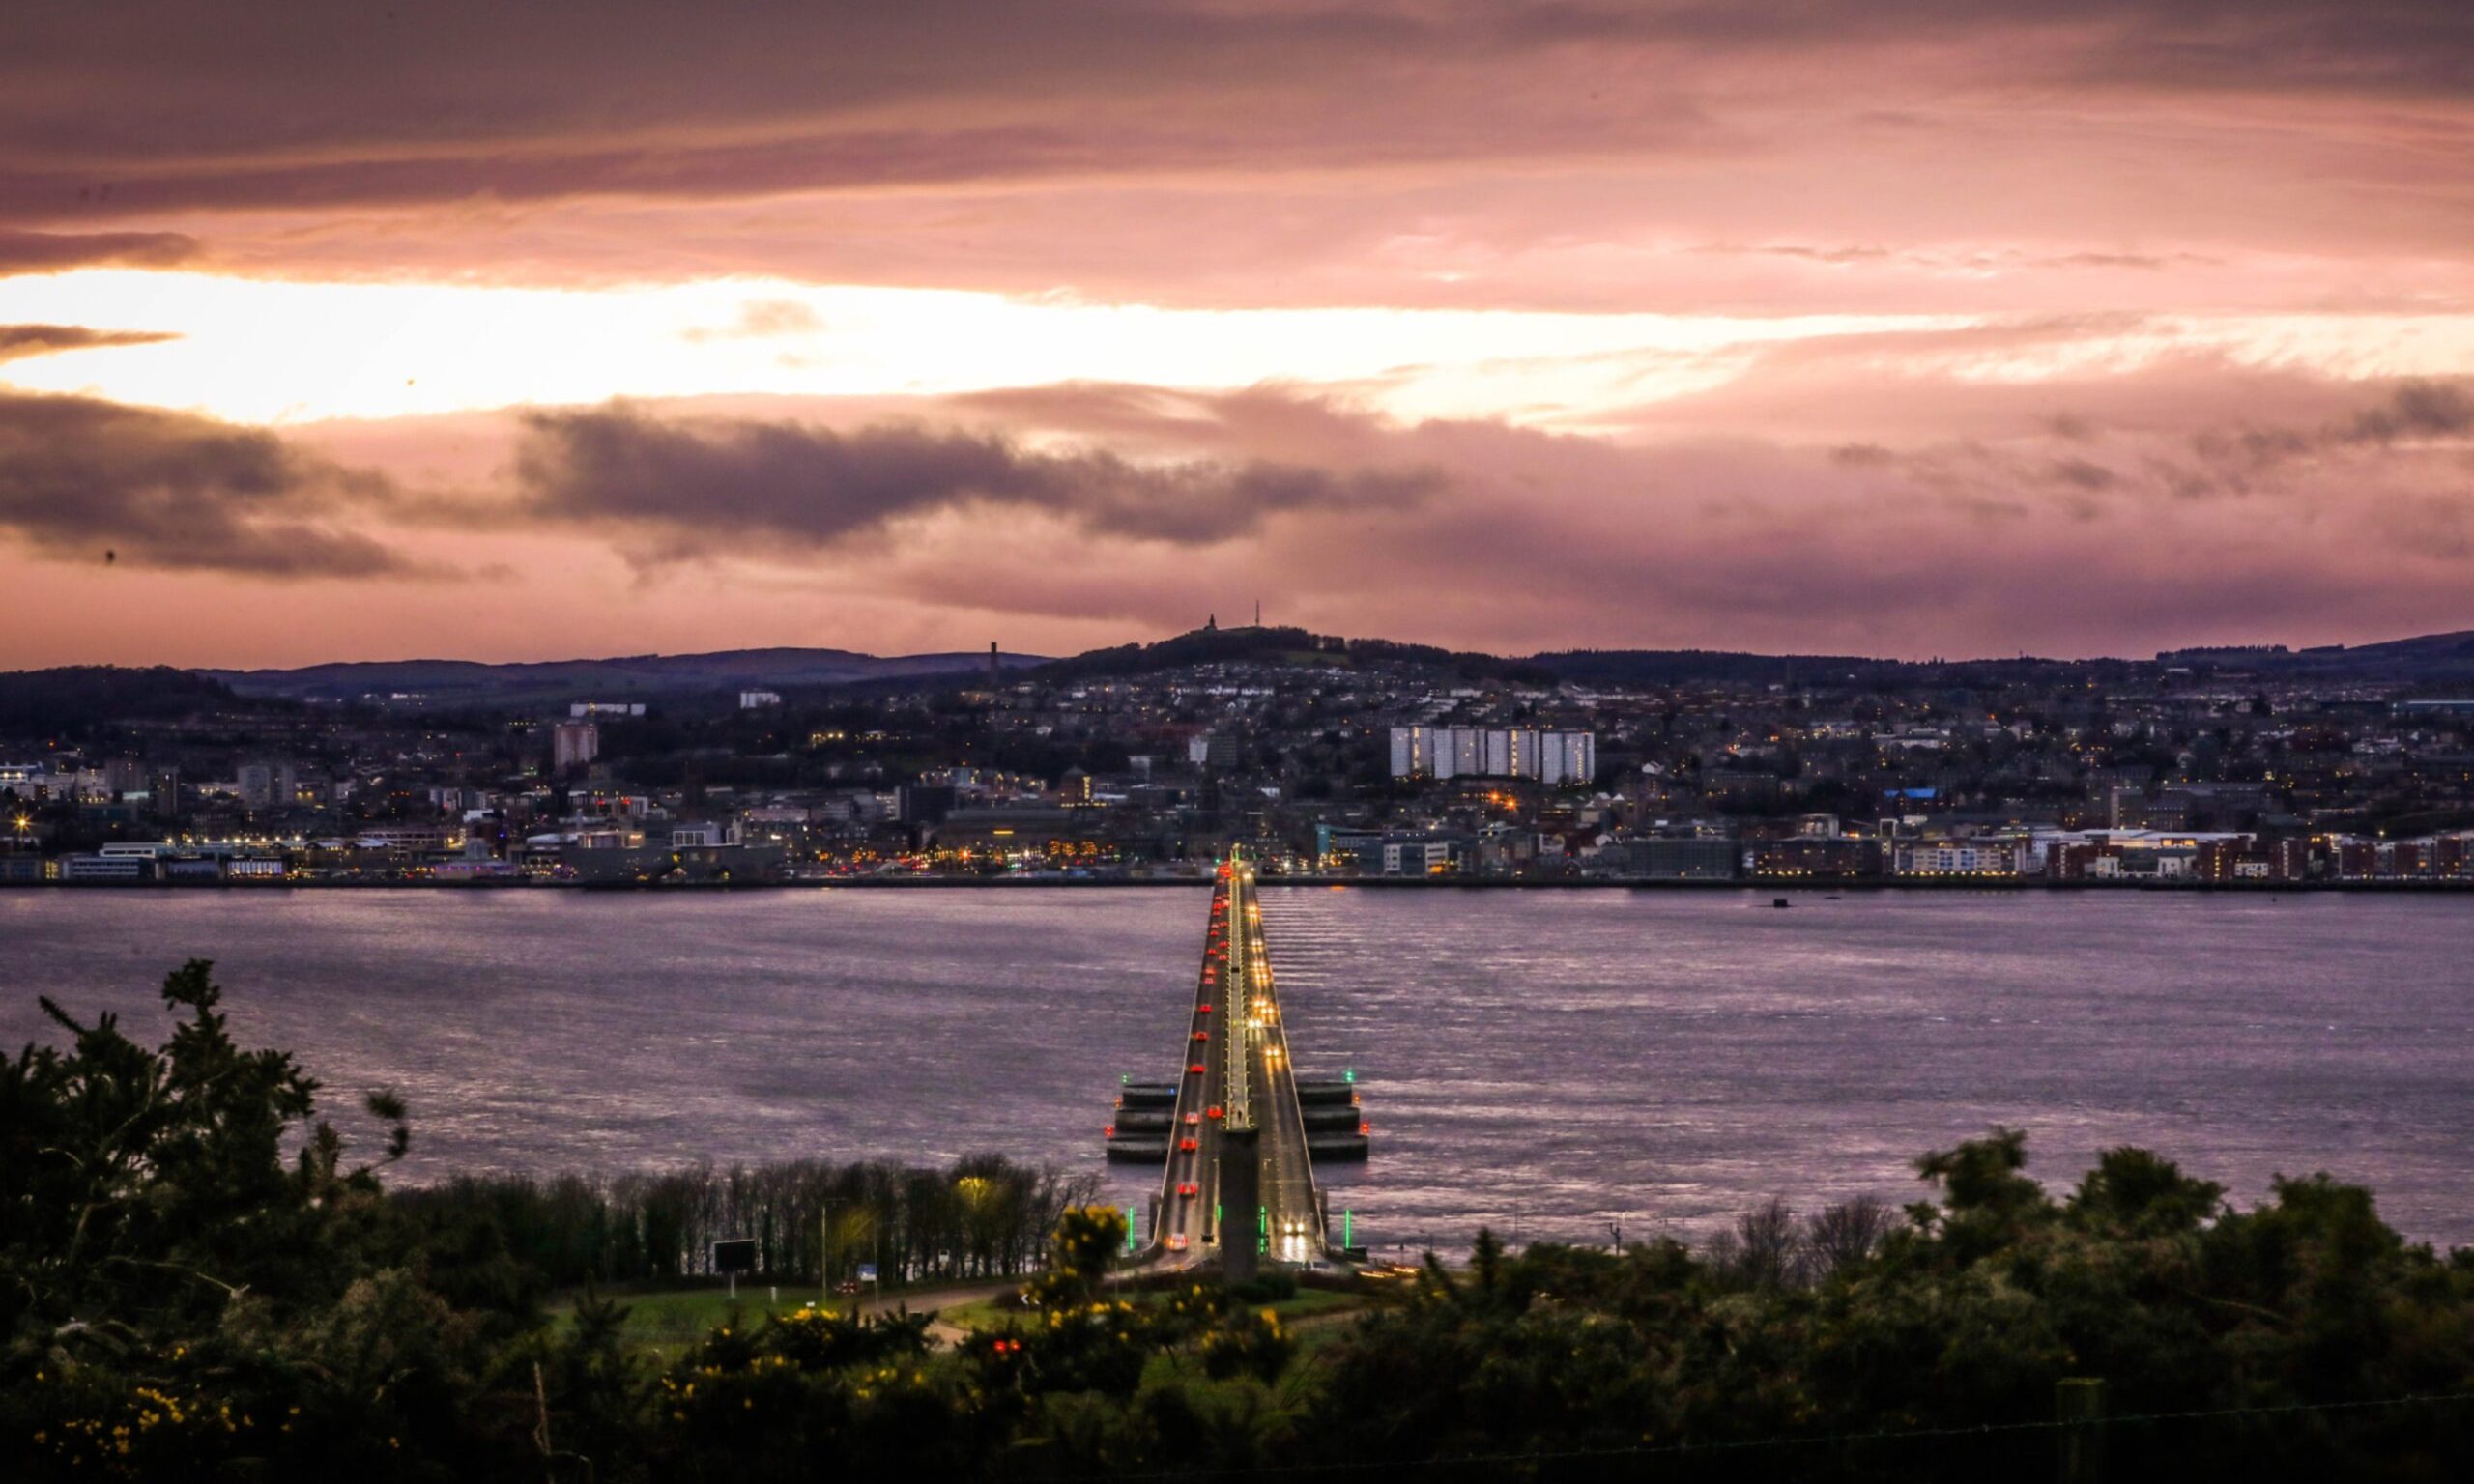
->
[546,1280,895,1350]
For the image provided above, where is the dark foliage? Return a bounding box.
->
[6,967,2470,1481]
[1307,1136,2474,1480]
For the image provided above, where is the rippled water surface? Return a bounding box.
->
[4,887,2469,1250]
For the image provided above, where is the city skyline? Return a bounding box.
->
[6,2,2474,668]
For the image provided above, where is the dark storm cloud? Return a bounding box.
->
[5,2,2466,224]
[2345,381,2474,442]
[0,229,200,273]
[1508,0,2474,91]
[2181,379,2474,471]
[2041,457,2119,494]
[509,403,1440,557]
[0,4,1657,220]
[0,324,178,362]
[0,392,416,577]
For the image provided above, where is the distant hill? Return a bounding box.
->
[0,666,273,738]
[1033,625,1552,683]
[2300,630,2474,679]
[1039,625,2474,690]
[1033,629,2121,689]
[1529,648,2155,688]
[25,622,2474,718]
[199,648,1047,707]
[2159,631,2474,685]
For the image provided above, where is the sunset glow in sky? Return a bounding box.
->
[5,1,2473,666]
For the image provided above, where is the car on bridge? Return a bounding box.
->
[1188,1063,1206,1075]
[1179,1137,1198,1151]
[1177,1182,1198,1197]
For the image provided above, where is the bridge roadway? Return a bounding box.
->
[1145,856,1329,1268]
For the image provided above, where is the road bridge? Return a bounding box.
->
[1126,853,1354,1270]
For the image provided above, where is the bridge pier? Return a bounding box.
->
[1219,1125,1261,1284]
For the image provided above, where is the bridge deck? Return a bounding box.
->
[1145,856,1331,1268]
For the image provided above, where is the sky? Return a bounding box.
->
[3,1,2473,668]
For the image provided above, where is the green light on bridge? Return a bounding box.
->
[1342,1067,1355,1085]
[1343,1209,1352,1246]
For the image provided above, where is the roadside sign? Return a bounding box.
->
[710,1239,758,1274]
[857,1262,878,1283]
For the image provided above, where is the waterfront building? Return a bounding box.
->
[1589,836,1741,880]
[1893,838,2028,877]
[1749,836,1883,879]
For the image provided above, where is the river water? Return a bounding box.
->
[3,887,2468,1251]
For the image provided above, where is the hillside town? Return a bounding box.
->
[9,625,2474,888]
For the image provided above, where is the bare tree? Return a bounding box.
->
[1734,1197,1798,1288]
[1803,1195,1892,1281]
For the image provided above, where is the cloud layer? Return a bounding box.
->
[12,368,2472,664]
[2,3,2471,665]
[5,3,2470,315]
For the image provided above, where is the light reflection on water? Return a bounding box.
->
[2,887,2468,1250]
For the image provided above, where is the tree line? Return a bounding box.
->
[396,1156,1101,1291]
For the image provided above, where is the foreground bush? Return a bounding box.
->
[1310,1133,2474,1479]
